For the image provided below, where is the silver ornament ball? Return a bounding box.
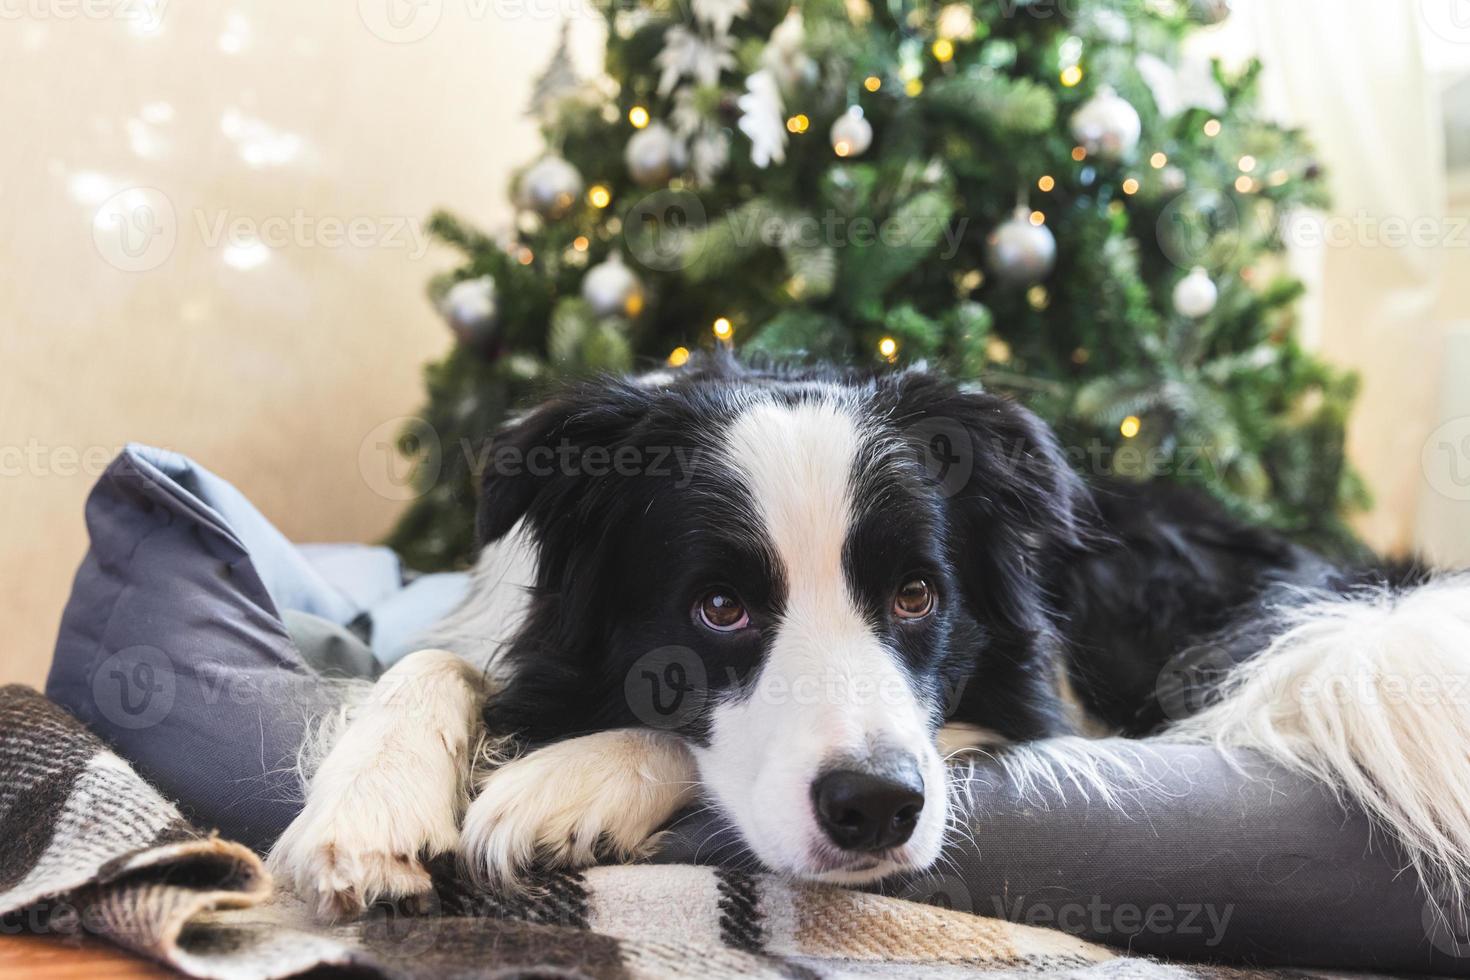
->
[520,156,583,220]
[1173,267,1219,318]
[1070,86,1142,162]
[986,208,1057,285]
[1189,0,1231,25]
[830,107,873,158]
[625,123,678,187]
[440,275,499,348]
[582,254,645,317]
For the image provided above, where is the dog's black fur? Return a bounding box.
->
[470,357,1400,749]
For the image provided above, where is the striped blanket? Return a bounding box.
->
[0,685,1364,979]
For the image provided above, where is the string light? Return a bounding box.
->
[957,269,984,292]
[1234,175,1255,193]
[1027,285,1050,310]
[1071,146,1087,162]
[1237,155,1257,173]
[587,184,611,208]
[1120,415,1141,439]
[668,346,691,367]
[905,78,924,97]
[572,235,590,252]
[878,336,899,361]
[1203,118,1222,137]
[1150,152,1168,169]
[628,105,650,128]
[515,246,534,266]
[1268,169,1290,186]
[1071,347,1091,365]
[864,74,882,92]
[1060,64,1084,87]
[932,38,954,62]
[1037,175,1056,192]
[786,113,810,134]
[1122,177,1140,195]
[1029,210,1046,226]
[712,317,734,341]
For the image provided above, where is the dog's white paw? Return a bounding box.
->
[270,764,461,919]
[268,648,484,919]
[459,729,697,889]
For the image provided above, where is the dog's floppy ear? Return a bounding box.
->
[475,379,655,548]
[889,372,1091,739]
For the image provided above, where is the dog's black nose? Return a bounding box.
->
[812,765,924,852]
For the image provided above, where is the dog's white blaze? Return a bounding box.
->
[695,396,946,880]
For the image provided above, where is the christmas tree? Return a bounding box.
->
[388,0,1368,571]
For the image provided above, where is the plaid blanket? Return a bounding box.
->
[0,685,1370,979]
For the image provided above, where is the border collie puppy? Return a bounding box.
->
[271,359,1470,919]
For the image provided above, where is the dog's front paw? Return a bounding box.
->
[459,729,696,889]
[270,773,459,919]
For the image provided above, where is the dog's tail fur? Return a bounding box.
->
[1167,573,1470,904]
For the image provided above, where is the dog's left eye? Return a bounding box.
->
[696,590,750,632]
[893,579,936,620]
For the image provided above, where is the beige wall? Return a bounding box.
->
[0,3,601,686]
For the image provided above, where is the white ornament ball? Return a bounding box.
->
[519,156,583,220]
[625,123,677,187]
[986,208,1057,285]
[830,107,873,158]
[582,254,645,317]
[1070,86,1142,162]
[1173,267,1219,318]
[439,275,499,348]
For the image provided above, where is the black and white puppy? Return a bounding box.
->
[271,359,1470,918]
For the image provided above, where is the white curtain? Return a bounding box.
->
[1197,1,1454,557]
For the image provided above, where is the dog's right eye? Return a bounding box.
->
[696,590,750,632]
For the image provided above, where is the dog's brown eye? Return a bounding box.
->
[894,579,935,620]
[697,591,749,632]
